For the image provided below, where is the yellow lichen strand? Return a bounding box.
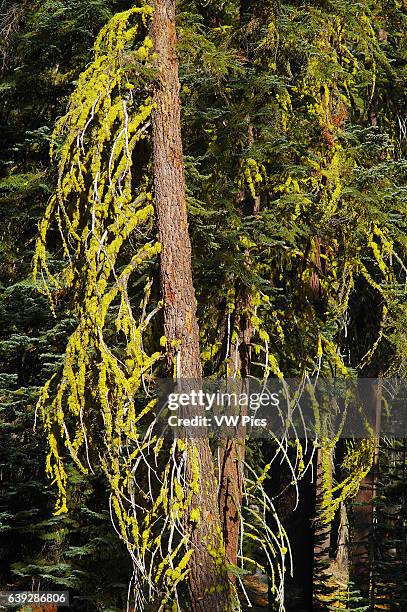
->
[33,4,206,609]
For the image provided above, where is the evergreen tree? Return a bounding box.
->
[0,1,406,610]
[0,2,134,608]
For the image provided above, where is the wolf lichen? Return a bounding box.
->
[33,4,207,609]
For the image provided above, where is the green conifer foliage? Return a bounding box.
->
[1,0,406,610]
[0,1,135,608]
[177,0,406,606]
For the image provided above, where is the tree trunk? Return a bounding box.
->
[217,3,264,573]
[313,445,333,609]
[218,289,251,574]
[308,238,335,608]
[217,117,260,575]
[151,0,200,380]
[151,2,232,610]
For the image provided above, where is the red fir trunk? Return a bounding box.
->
[151,2,232,610]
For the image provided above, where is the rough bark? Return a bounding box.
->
[218,289,251,574]
[217,119,260,575]
[151,0,200,379]
[218,436,244,574]
[313,446,333,609]
[151,2,232,610]
[308,238,335,608]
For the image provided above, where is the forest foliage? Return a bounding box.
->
[0,0,406,610]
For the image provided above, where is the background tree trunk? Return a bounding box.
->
[217,115,260,576]
[151,2,232,610]
[218,288,251,574]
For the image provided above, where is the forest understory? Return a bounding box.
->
[0,1,406,611]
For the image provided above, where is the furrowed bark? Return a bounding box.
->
[308,238,335,608]
[218,288,251,574]
[218,118,260,576]
[313,445,334,609]
[151,2,232,610]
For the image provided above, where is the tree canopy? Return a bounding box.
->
[0,1,406,610]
